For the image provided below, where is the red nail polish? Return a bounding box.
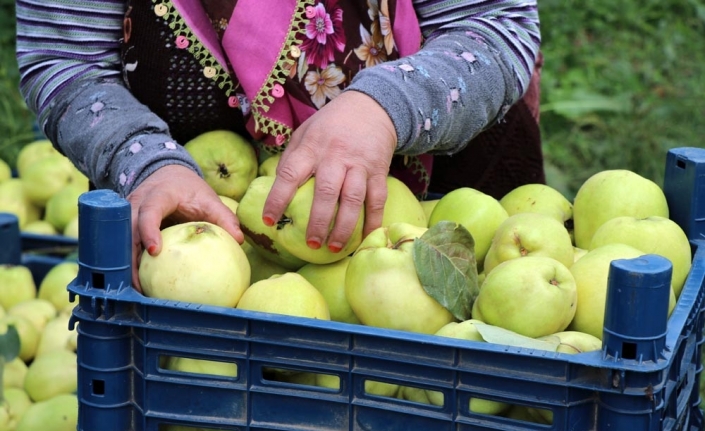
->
[147,245,157,255]
[307,239,321,249]
[328,243,342,253]
[263,216,275,226]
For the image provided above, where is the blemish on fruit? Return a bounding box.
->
[217,163,231,179]
[276,216,293,230]
[240,225,286,258]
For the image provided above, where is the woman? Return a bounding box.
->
[16,0,541,286]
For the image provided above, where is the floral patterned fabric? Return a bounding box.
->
[122,0,434,196]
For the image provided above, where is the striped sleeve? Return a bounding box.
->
[414,0,541,96]
[15,0,203,197]
[16,0,126,127]
[345,0,540,155]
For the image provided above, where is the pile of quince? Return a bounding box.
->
[140,130,693,425]
[0,259,79,431]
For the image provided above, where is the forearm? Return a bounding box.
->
[43,78,202,196]
[346,0,540,156]
[16,0,200,196]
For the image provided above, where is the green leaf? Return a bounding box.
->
[473,323,560,352]
[412,221,478,321]
[0,324,20,362]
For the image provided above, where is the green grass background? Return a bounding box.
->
[1,0,704,200]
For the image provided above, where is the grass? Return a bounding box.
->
[0,0,36,168]
[1,0,705,199]
[538,0,705,199]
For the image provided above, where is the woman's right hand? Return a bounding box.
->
[126,164,244,291]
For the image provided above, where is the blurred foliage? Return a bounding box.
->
[0,0,704,199]
[538,0,705,199]
[0,0,36,168]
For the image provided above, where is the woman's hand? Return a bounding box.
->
[262,90,397,253]
[127,164,244,291]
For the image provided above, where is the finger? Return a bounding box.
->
[136,189,178,256]
[362,173,388,237]
[326,167,367,253]
[208,199,245,244]
[306,166,345,250]
[263,146,316,227]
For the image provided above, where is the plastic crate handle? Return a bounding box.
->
[664,147,705,244]
[602,254,672,363]
[76,190,132,291]
[0,213,22,265]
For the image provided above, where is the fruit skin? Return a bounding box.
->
[345,223,455,334]
[573,246,588,263]
[240,241,288,285]
[8,298,57,333]
[572,169,669,249]
[218,195,239,215]
[15,394,78,431]
[381,176,427,228]
[567,243,676,339]
[274,178,364,265]
[43,183,85,232]
[237,176,308,270]
[139,222,250,308]
[36,311,75,356]
[184,130,258,201]
[22,220,58,235]
[0,179,41,229]
[3,387,32,428]
[0,158,11,184]
[236,272,330,320]
[21,153,82,208]
[15,139,59,178]
[296,257,360,324]
[3,358,28,389]
[538,330,602,354]
[433,319,485,342]
[428,187,508,269]
[24,350,78,402]
[483,212,575,276]
[0,265,36,311]
[419,199,439,224]
[37,262,79,312]
[163,356,238,378]
[499,183,573,236]
[0,316,39,363]
[588,215,692,298]
[471,256,577,338]
[258,153,282,177]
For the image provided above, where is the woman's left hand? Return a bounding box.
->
[262,90,397,253]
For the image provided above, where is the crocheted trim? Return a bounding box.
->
[250,0,316,151]
[152,1,237,100]
[405,155,431,199]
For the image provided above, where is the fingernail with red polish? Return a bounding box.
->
[262,216,275,227]
[328,243,343,253]
[147,244,157,255]
[307,239,321,249]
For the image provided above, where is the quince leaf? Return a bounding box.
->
[0,324,20,363]
[473,323,560,352]
[413,221,478,321]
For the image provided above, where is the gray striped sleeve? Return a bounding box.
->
[346,0,540,155]
[15,0,202,196]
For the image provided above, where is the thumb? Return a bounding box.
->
[208,199,245,244]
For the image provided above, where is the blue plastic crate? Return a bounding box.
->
[66,147,705,431]
[0,212,74,285]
